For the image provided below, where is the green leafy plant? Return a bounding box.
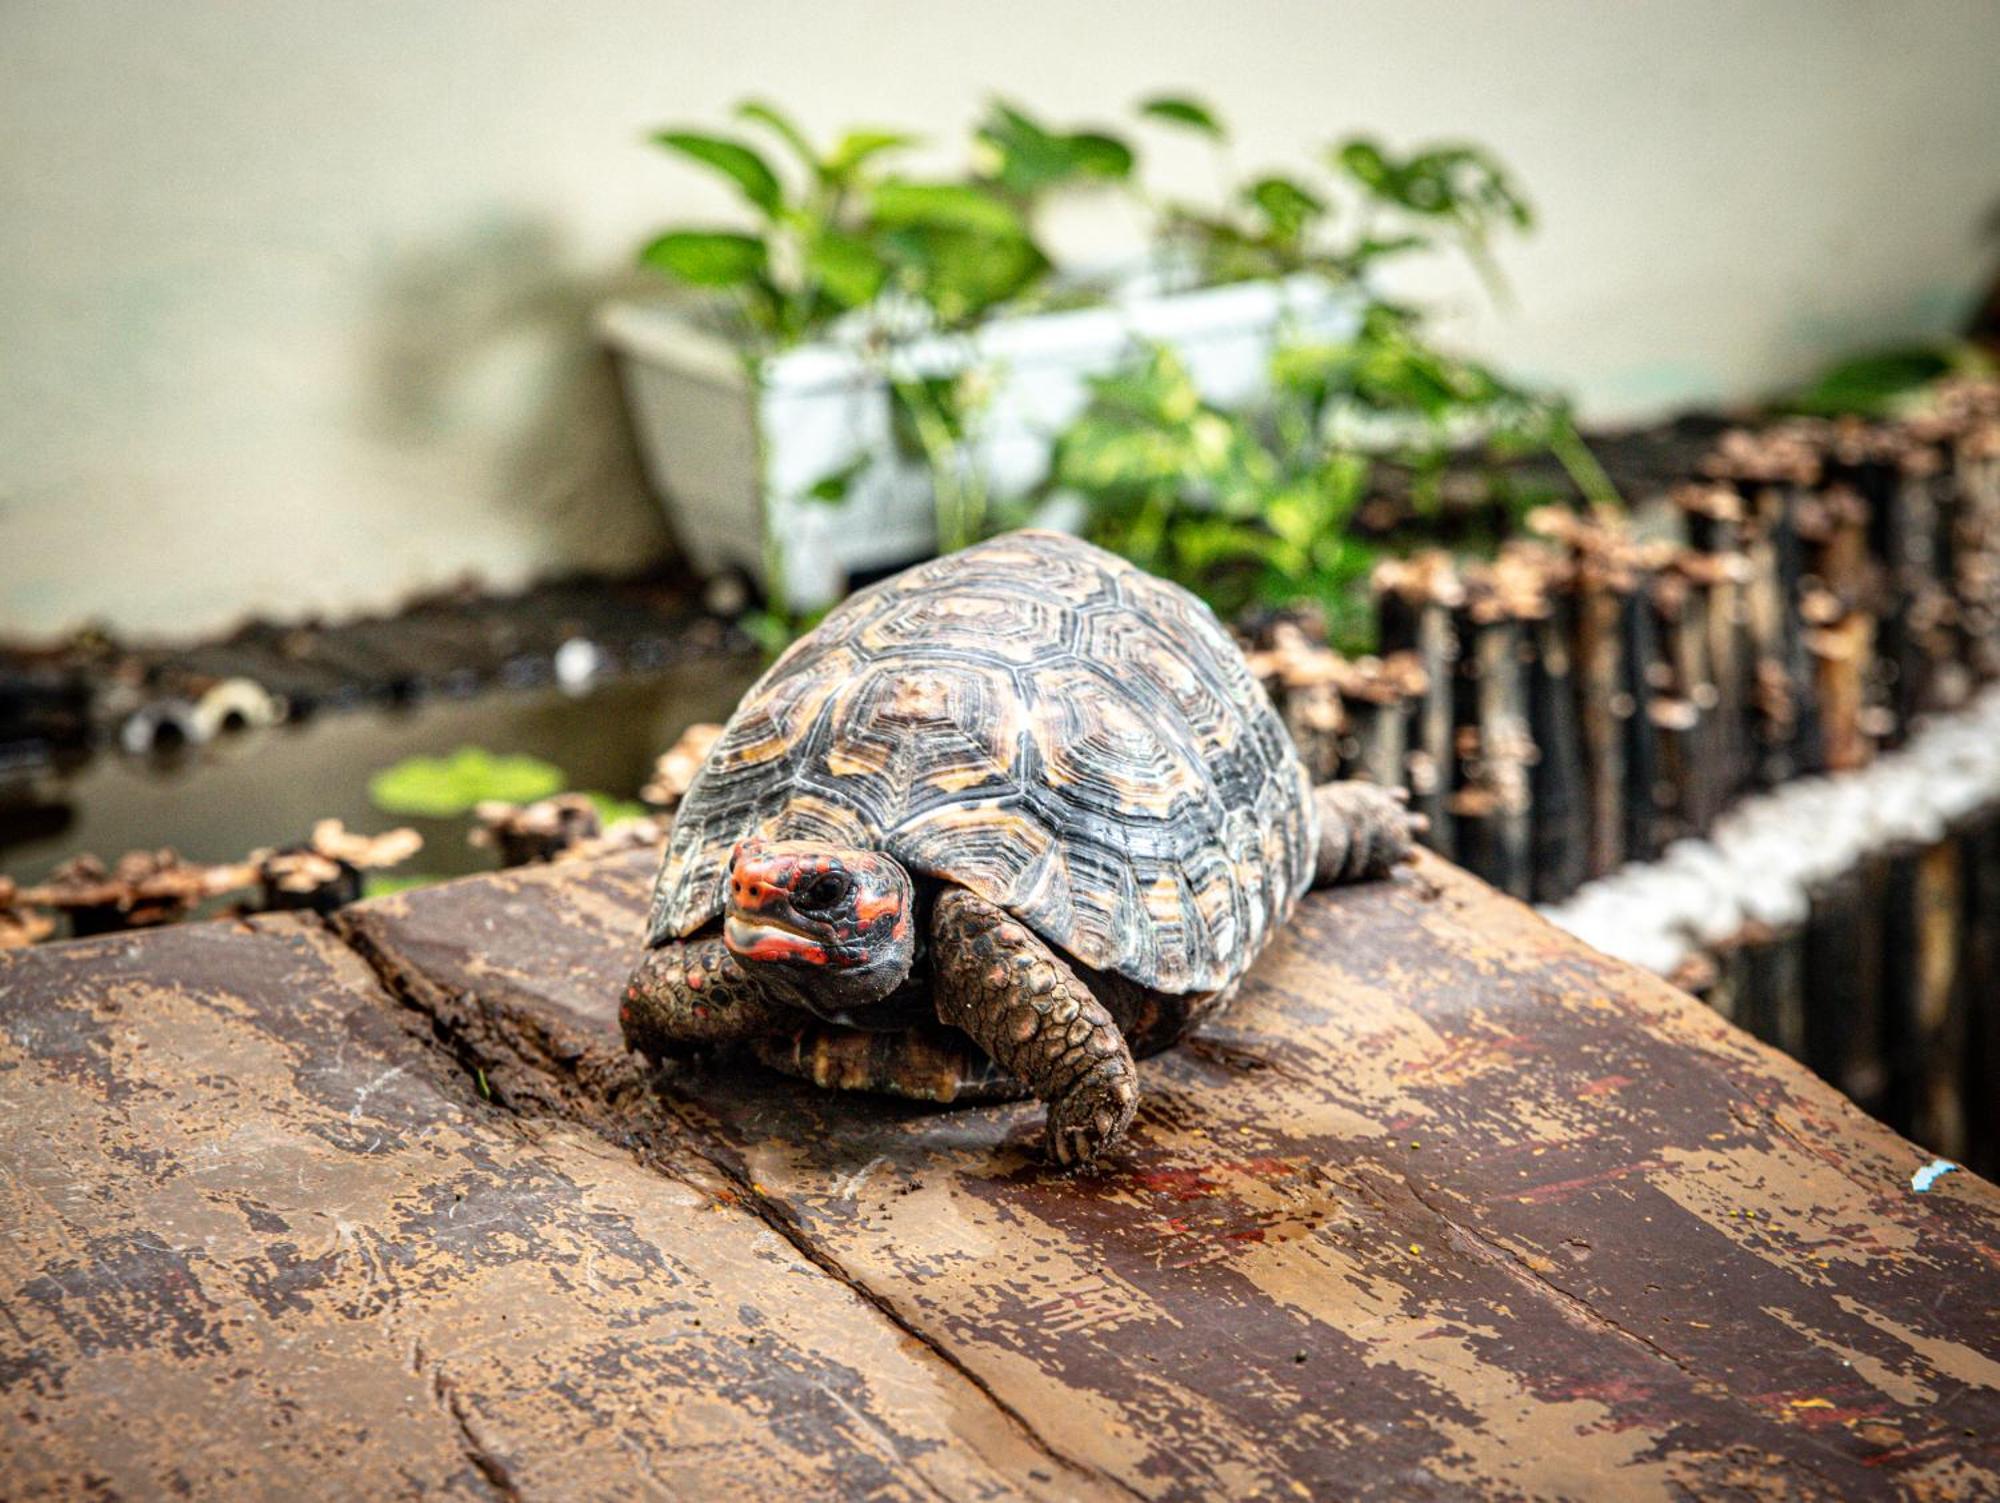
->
[368,747,567,818]
[368,749,652,878]
[1051,345,1379,650]
[641,97,1137,348]
[1788,340,1994,417]
[1042,99,1615,643]
[1053,318,1614,650]
[636,91,1594,648]
[642,97,1145,619]
[1138,98,1532,297]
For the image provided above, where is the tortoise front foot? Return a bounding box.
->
[1311,781,1422,887]
[622,935,796,1062]
[930,887,1138,1168]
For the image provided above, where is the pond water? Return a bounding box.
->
[0,658,764,886]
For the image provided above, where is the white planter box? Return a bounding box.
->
[597,275,1359,609]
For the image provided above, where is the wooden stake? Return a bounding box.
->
[1335,653,1424,792]
[1374,554,1462,859]
[1909,838,1966,1159]
[1534,510,1629,878]
[1244,625,1347,786]
[1527,575,1588,903]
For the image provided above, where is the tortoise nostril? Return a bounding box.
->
[732,876,783,911]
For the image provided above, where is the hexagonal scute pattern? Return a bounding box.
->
[647,531,1314,994]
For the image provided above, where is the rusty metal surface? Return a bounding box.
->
[345,851,2000,1500]
[0,915,1087,1500]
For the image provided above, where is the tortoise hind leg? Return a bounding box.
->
[930,887,1139,1167]
[1311,781,1421,887]
[1075,966,1236,1058]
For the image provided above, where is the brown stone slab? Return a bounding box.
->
[0,915,1099,1500]
[347,852,2000,1500]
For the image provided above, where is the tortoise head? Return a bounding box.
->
[723,839,917,1025]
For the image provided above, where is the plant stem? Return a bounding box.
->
[894,377,988,554]
[1547,415,1622,512]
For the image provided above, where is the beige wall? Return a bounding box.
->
[5,1,1997,638]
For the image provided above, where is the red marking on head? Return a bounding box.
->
[852,888,900,925]
[736,931,828,966]
[685,970,704,992]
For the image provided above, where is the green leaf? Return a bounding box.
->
[806,230,887,307]
[1334,138,1393,194]
[1792,346,1960,417]
[1348,233,1429,266]
[640,230,768,288]
[1332,137,1533,235]
[1138,95,1227,140]
[362,872,443,898]
[876,222,1047,326]
[735,99,817,171]
[1264,486,1322,550]
[651,130,785,216]
[1169,517,1284,573]
[580,791,650,826]
[975,102,1134,195]
[870,179,1028,238]
[1066,131,1136,181]
[1246,175,1325,240]
[740,608,803,659]
[826,129,921,180]
[368,747,566,818]
[803,456,869,505]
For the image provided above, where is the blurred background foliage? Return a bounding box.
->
[637,93,1601,647]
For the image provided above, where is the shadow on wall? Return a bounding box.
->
[358,216,673,575]
[1971,196,2000,349]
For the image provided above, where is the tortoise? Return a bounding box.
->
[621,530,1415,1165]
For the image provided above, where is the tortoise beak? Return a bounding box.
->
[723,913,830,967]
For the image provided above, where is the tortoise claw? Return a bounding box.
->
[1044,1059,1140,1169]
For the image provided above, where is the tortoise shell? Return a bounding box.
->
[646,530,1316,994]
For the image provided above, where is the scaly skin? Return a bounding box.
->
[930,886,1139,1168]
[1312,781,1419,887]
[751,1024,1027,1104]
[621,934,796,1060]
[624,927,1026,1104]
[1077,968,1236,1058]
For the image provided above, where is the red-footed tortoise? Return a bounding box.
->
[622,531,1414,1165]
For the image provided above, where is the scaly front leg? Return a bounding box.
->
[621,933,796,1062]
[930,887,1139,1167]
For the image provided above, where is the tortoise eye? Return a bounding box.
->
[795,872,851,912]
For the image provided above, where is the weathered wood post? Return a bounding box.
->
[1243,623,1347,786]
[1374,553,1462,859]
[1334,653,1424,793]
[1451,556,1537,899]
[1532,510,1629,878]
[1524,548,1589,903]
